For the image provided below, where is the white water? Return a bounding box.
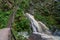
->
[26,13,43,33]
[17,32,29,39]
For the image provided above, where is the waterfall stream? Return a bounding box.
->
[26,13,60,40]
[26,13,43,33]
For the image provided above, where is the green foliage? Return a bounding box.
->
[12,6,31,40]
[33,0,60,30]
[0,10,11,28]
[13,12,30,32]
[0,0,31,40]
[0,0,60,40]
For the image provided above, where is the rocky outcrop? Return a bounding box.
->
[0,28,11,40]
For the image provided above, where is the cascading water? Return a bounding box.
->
[26,13,60,40]
[26,13,52,35]
[26,13,43,33]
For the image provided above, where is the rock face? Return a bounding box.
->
[0,28,11,40]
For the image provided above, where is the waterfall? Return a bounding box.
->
[26,13,51,34]
[26,13,60,40]
[26,13,54,40]
[26,13,43,33]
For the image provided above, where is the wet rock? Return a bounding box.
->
[28,33,54,40]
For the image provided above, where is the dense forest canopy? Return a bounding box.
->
[0,0,60,40]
